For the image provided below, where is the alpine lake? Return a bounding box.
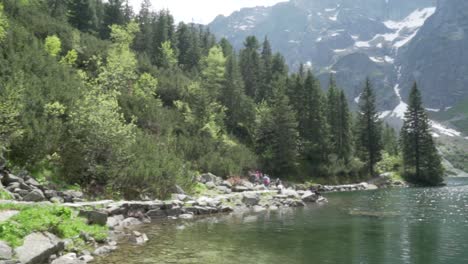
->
[96,177,468,264]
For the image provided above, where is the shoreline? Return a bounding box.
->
[0,172,404,264]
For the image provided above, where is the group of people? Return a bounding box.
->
[250,170,283,189]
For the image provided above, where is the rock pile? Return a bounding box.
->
[0,171,83,203]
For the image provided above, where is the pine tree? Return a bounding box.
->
[101,0,126,39]
[356,78,383,177]
[383,123,398,156]
[300,70,330,175]
[337,90,353,162]
[257,37,273,102]
[67,0,96,33]
[221,53,256,143]
[239,36,262,100]
[255,79,298,178]
[400,83,444,186]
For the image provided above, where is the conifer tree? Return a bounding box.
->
[337,90,353,162]
[221,52,256,143]
[258,37,273,101]
[356,78,383,177]
[239,36,261,100]
[300,70,330,175]
[383,123,398,156]
[255,79,298,178]
[400,83,444,186]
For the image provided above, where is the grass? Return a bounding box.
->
[0,189,13,200]
[0,204,108,247]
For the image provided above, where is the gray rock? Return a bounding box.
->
[199,173,221,184]
[51,253,85,264]
[25,178,41,187]
[216,186,231,194]
[50,197,64,204]
[242,193,260,206]
[106,215,125,228]
[5,183,20,192]
[0,241,12,260]
[280,189,299,198]
[22,190,45,202]
[118,217,142,228]
[220,181,232,188]
[4,174,24,185]
[166,207,182,217]
[178,214,194,220]
[129,231,149,245]
[15,232,64,264]
[252,205,266,213]
[92,245,117,256]
[0,210,19,223]
[146,209,166,219]
[204,181,216,189]
[44,190,58,199]
[301,191,318,203]
[78,210,108,226]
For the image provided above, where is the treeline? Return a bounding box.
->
[0,0,442,199]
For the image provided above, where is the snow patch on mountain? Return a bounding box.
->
[431,122,462,137]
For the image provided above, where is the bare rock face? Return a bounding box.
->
[14,232,64,264]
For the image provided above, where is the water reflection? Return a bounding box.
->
[97,178,468,264]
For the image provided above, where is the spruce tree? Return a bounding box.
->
[383,123,399,156]
[400,83,444,186]
[356,78,383,177]
[255,79,298,178]
[239,36,262,100]
[301,70,330,175]
[337,90,352,162]
[221,52,256,143]
[257,37,273,101]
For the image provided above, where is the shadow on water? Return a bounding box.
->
[97,177,468,264]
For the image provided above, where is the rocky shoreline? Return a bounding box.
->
[0,171,397,264]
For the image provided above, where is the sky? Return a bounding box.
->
[129,0,288,24]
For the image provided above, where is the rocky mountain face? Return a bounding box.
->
[210,0,468,130]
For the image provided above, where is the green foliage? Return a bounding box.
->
[400,83,444,186]
[60,49,78,65]
[0,79,24,151]
[159,41,178,68]
[376,152,402,175]
[45,35,61,57]
[356,78,383,177]
[0,3,8,42]
[201,45,226,98]
[0,206,107,247]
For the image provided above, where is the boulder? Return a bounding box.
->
[301,191,318,203]
[204,181,216,189]
[51,253,86,264]
[146,209,166,219]
[216,186,231,194]
[280,189,299,198]
[178,214,194,220]
[0,241,12,260]
[23,190,45,202]
[0,210,19,223]
[118,217,143,228]
[129,231,149,245]
[44,190,58,199]
[25,178,41,188]
[4,174,24,185]
[50,197,64,204]
[252,205,266,213]
[78,254,94,263]
[220,181,232,188]
[5,183,20,192]
[106,215,125,228]
[60,190,84,203]
[199,173,220,184]
[78,210,108,226]
[15,232,64,264]
[242,193,260,206]
[92,245,117,256]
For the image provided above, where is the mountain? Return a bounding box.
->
[210,0,468,172]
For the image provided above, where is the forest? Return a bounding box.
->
[0,0,441,199]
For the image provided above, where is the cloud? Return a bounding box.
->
[129,0,288,24]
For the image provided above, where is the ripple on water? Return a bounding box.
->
[96,177,468,264]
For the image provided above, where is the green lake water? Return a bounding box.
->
[97,177,468,264]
